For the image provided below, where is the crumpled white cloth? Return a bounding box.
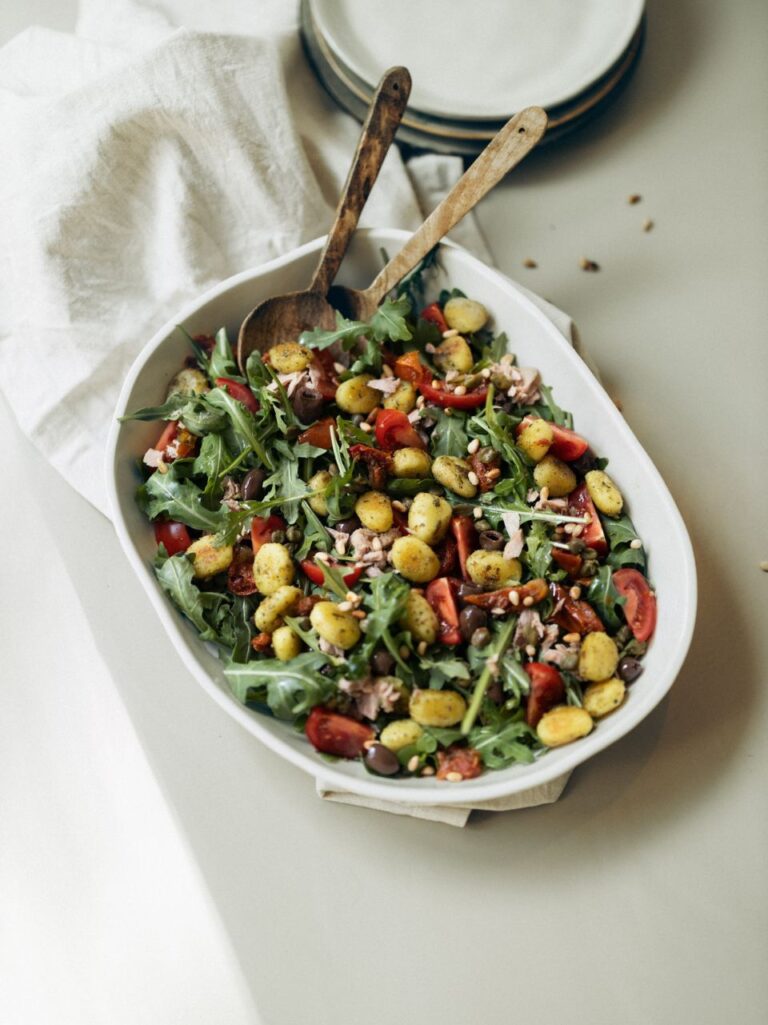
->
[0,0,576,825]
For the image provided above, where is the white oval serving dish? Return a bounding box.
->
[106,228,696,806]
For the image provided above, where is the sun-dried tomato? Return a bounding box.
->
[349,443,393,489]
[548,583,604,634]
[227,545,258,596]
[469,450,501,493]
[436,745,483,780]
[251,632,272,653]
[463,578,549,611]
[436,536,458,576]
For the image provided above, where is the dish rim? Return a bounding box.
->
[106,228,697,806]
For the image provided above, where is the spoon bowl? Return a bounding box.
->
[237,66,411,373]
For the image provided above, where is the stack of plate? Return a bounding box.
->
[300,0,645,155]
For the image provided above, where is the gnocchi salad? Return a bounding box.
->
[124,267,656,782]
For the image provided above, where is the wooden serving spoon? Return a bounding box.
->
[237,66,411,374]
[329,106,547,321]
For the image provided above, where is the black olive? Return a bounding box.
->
[470,626,492,648]
[364,743,400,777]
[241,468,265,501]
[371,649,395,676]
[479,530,505,551]
[290,386,326,424]
[618,656,644,683]
[455,581,483,601]
[335,517,361,535]
[571,449,597,476]
[460,605,488,641]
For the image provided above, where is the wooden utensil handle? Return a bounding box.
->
[309,66,412,296]
[365,106,548,304]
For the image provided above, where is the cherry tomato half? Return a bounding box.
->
[393,350,427,386]
[419,378,489,410]
[568,483,607,556]
[300,559,363,588]
[524,663,565,727]
[215,377,259,414]
[305,707,374,759]
[374,408,426,451]
[153,421,197,461]
[450,516,478,580]
[425,577,462,645]
[251,514,286,553]
[420,302,449,334]
[154,520,192,556]
[517,415,589,462]
[613,568,657,642]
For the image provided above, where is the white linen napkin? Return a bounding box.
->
[0,0,576,825]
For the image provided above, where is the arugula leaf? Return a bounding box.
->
[369,296,412,342]
[431,408,469,457]
[139,462,226,531]
[120,393,227,437]
[539,383,573,429]
[587,565,626,631]
[300,311,369,351]
[209,326,239,380]
[347,573,410,679]
[224,652,335,718]
[230,597,255,663]
[262,442,309,524]
[467,387,529,500]
[469,717,538,768]
[521,519,552,578]
[155,553,232,644]
[314,558,350,600]
[603,513,647,570]
[205,387,272,468]
[297,500,331,559]
[386,477,434,497]
[417,655,471,690]
[193,433,233,498]
[119,394,191,423]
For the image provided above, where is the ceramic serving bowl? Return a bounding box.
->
[106,228,696,805]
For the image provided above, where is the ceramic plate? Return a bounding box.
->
[107,229,696,806]
[310,0,645,120]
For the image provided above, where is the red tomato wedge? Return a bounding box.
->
[425,577,462,645]
[154,520,192,556]
[551,547,583,576]
[613,568,657,642]
[516,416,589,462]
[524,663,565,727]
[215,377,259,414]
[568,483,607,555]
[153,421,197,461]
[298,417,335,449]
[393,350,427,386]
[419,378,488,410]
[305,707,374,759]
[300,559,363,588]
[251,514,285,553]
[450,516,478,580]
[420,302,449,333]
[374,408,426,450]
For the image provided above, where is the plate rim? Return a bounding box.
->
[309,0,646,120]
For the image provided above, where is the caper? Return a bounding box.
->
[470,626,491,648]
[615,625,633,647]
[568,538,587,554]
[298,617,312,631]
[271,529,286,544]
[560,652,579,671]
[286,525,303,543]
[475,519,491,532]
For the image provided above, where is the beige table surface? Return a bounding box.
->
[1,3,766,1024]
